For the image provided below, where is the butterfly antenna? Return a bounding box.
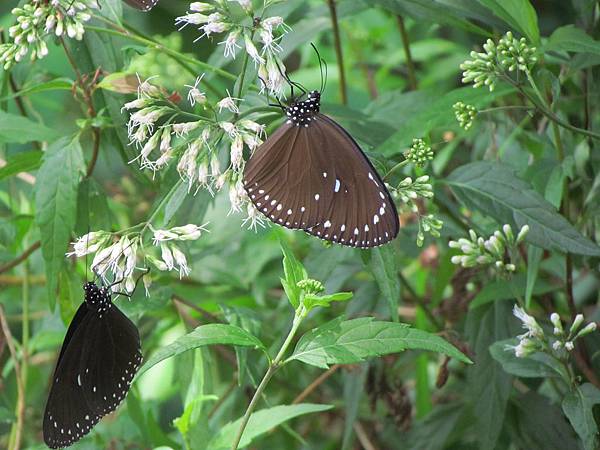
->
[310,43,328,94]
[111,268,150,299]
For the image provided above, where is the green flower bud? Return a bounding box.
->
[297,278,325,294]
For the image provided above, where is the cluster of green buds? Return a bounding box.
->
[508,306,597,359]
[453,102,477,130]
[0,0,98,70]
[496,31,538,72]
[417,215,443,247]
[392,175,434,203]
[460,31,537,91]
[297,279,325,295]
[404,139,434,167]
[449,224,529,273]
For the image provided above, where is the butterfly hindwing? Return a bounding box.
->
[243,92,399,248]
[43,284,142,448]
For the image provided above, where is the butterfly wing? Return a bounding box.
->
[43,303,142,448]
[43,304,98,449]
[79,305,143,417]
[243,113,399,247]
[123,0,159,11]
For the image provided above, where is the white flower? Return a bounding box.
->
[190,2,213,12]
[152,229,179,245]
[265,55,286,96]
[173,121,201,137]
[513,338,536,358]
[142,272,152,297]
[220,121,238,137]
[230,134,244,170]
[232,0,252,12]
[228,180,246,214]
[170,223,208,240]
[513,305,544,339]
[219,30,241,58]
[66,232,106,257]
[122,97,150,112]
[160,243,174,270]
[565,341,575,351]
[217,90,242,113]
[244,33,265,65]
[185,74,206,106]
[241,202,266,231]
[238,119,266,138]
[136,74,160,98]
[171,246,191,278]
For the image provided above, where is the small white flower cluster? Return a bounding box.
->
[66,224,206,293]
[176,1,291,96]
[0,0,99,70]
[123,76,266,227]
[391,175,434,203]
[508,305,597,359]
[449,224,529,273]
[460,31,537,92]
[148,224,208,278]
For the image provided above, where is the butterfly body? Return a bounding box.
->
[43,282,142,449]
[243,91,399,248]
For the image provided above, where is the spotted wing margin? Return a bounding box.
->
[79,305,142,417]
[243,114,399,248]
[123,0,159,11]
[43,303,99,449]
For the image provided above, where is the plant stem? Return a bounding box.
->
[230,306,306,450]
[326,0,347,104]
[397,271,443,330]
[140,179,184,236]
[0,241,41,275]
[383,159,409,180]
[396,16,417,90]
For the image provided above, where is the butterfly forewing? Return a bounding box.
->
[43,284,142,449]
[123,0,159,11]
[244,92,399,248]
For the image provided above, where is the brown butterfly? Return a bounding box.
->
[123,0,159,11]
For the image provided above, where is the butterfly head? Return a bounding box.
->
[285,90,321,128]
[83,282,112,315]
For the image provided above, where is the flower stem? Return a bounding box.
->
[396,16,417,90]
[230,305,306,450]
[326,0,348,105]
[140,179,184,237]
[384,159,410,180]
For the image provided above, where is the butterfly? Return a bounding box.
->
[43,281,143,449]
[123,0,159,11]
[243,88,399,249]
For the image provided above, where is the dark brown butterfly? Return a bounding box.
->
[243,90,399,248]
[123,0,159,11]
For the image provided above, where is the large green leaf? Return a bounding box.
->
[287,317,471,368]
[469,273,554,309]
[34,136,85,308]
[446,161,600,256]
[137,324,265,376]
[279,240,307,309]
[562,383,600,450]
[489,339,564,379]
[0,111,60,144]
[546,25,600,56]
[477,0,540,44]
[207,403,333,450]
[466,302,514,450]
[366,246,400,321]
[0,151,43,181]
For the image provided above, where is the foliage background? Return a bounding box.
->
[1,0,600,449]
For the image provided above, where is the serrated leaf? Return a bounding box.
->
[207,403,333,450]
[446,161,600,256]
[287,317,471,368]
[0,111,60,144]
[0,150,43,181]
[137,324,265,377]
[477,0,540,44]
[562,383,600,450]
[279,240,307,308]
[546,25,600,55]
[35,136,85,309]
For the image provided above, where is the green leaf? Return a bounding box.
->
[367,246,400,321]
[374,86,513,156]
[446,161,600,256]
[303,292,353,310]
[137,324,265,377]
[469,273,554,309]
[287,317,471,369]
[477,0,540,44]
[279,240,307,309]
[0,111,60,144]
[546,25,600,55]
[34,136,85,308]
[207,403,333,450]
[489,339,564,379]
[466,302,514,450]
[562,383,600,450]
[0,151,43,181]
[0,78,73,103]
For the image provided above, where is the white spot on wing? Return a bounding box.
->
[334,179,341,192]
